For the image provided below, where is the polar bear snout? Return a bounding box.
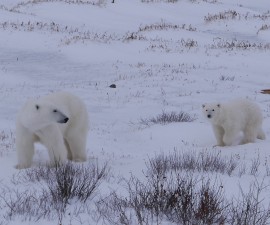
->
[59,117,69,123]
[207,114,212,119]
[58,116,69,124]
[54,110,69,124]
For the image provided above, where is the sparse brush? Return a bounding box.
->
[204,10,240,22]
[210,39,270,51]
[139,21,196,32]
[146,38,198,53]
[95,191,134,225]
[250,154,261,176]
[9,0,106,12]
[202,0,217,3]
[96,150,237,224]
[46,162,108,204]
[0,21,119,44]
[181,38,198,49]
[228,179,270,225]
[257,24,270,34]
[195,180,226,224]
[4,161,109,222]
[97,173,227,225]
[190,0,218,3]
[141,0,178,3]
[0,186,51,221]
[123,21,196,42]
[0,130,15,156]
[145,150,239,176]
[139,110,196,126]
[165,176,227,225]
[220,75,235,81]
[16,161,109,202]
[253,12,270,20]
[95,153,270,225]
[123,32,147,41]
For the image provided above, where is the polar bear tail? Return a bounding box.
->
[257,128,266,140]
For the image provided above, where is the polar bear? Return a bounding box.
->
[202,99,265,146]
[16,92,89,169]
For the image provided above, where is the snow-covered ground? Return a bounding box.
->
[1,0,270,224]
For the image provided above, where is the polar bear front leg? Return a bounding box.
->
[37,124,67,166]
[16,125,35,169]
[222,127,237,146]
[212,125,225,146]
[65,135,87,162]
[64,124,87,162]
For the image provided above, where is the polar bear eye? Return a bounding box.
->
[212,109,215,111]
[35,105,39,110]
[53,109,58,113]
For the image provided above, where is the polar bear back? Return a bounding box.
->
[219,99,263,129]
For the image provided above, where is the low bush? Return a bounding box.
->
[96,171,227,225]
[139,111,196,126]
[204,10,240,22]
[2,162,109,223]
[96,152,270,225]
[228,180,270,225]
[145,150,238,176]
[210,39,270,51]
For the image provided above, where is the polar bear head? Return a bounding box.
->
[202,103,221,123]
[19,100,69,132]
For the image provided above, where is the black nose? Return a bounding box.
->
[63,117,69,123]
[207,115,211,119]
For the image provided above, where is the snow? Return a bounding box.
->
[0,0,270,224]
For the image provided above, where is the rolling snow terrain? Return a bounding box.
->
[0,0,270,224]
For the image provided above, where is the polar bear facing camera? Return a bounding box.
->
[202,99,265,146]
[16,92,89,169]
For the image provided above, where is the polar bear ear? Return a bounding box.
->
[202,104,206,108]
[35,104,40,110]
[217,104,221,108]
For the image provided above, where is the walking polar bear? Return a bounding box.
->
[202,99,265,146]
[16,92,89,169]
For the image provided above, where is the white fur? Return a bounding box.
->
[202,99,266,146]
[16,92,89,169]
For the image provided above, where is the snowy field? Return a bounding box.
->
[1,0,270,224]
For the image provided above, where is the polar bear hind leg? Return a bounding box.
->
[241,126,258,144]
[257,127,266,140]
